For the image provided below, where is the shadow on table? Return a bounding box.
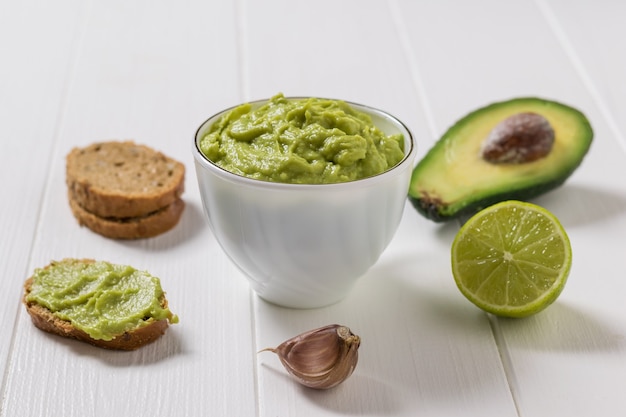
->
[493,301,625,353]
[45,326,185,366]
[533,183,626,227]
[116,200,209,252]
[302,373,403,415]
[426,182,626,234]
[259,362,403,415]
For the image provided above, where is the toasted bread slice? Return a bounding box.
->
[68,193,185,240]
[66,141,185,218]
[23,259,177,351]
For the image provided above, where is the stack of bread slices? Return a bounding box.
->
[66,141,185,239]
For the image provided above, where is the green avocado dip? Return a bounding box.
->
[198,93,405,184]
[25,259,178,341]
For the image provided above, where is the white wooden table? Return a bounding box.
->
[2,1,626,416]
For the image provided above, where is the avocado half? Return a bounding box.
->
[408,97,593,222]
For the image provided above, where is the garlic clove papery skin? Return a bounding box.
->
[264,324,361,389]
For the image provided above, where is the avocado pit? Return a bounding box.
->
[481,112,555,164]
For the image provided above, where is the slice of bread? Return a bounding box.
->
[68,193,185,239]
[23,259,176,351]
[66,141,185,219]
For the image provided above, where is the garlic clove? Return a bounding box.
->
[261,324,361,389]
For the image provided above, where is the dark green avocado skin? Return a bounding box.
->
[409,177,570,223]
[408,97,594,223]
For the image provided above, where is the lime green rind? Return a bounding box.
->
[409,97,593,222]
[451,201,572,318]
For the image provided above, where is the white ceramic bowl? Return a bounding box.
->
[193,97,416,308]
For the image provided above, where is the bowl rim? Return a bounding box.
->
[192,96,416,190]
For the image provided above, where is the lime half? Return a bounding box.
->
[451,200,572,318]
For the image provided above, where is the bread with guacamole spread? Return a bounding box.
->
[65,141,185,239]
[23,259,178,350]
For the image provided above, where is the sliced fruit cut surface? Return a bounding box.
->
[409,97,593,222]
[451,200,572,318]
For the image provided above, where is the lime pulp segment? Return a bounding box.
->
[451,201,572,317]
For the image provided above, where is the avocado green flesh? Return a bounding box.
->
[408,98,593,222]
[198,93,405,184]
[26,260,177,341]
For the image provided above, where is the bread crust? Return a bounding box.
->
[23,261,171,351]
[66,141,185,218]
[68,194,185,240]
